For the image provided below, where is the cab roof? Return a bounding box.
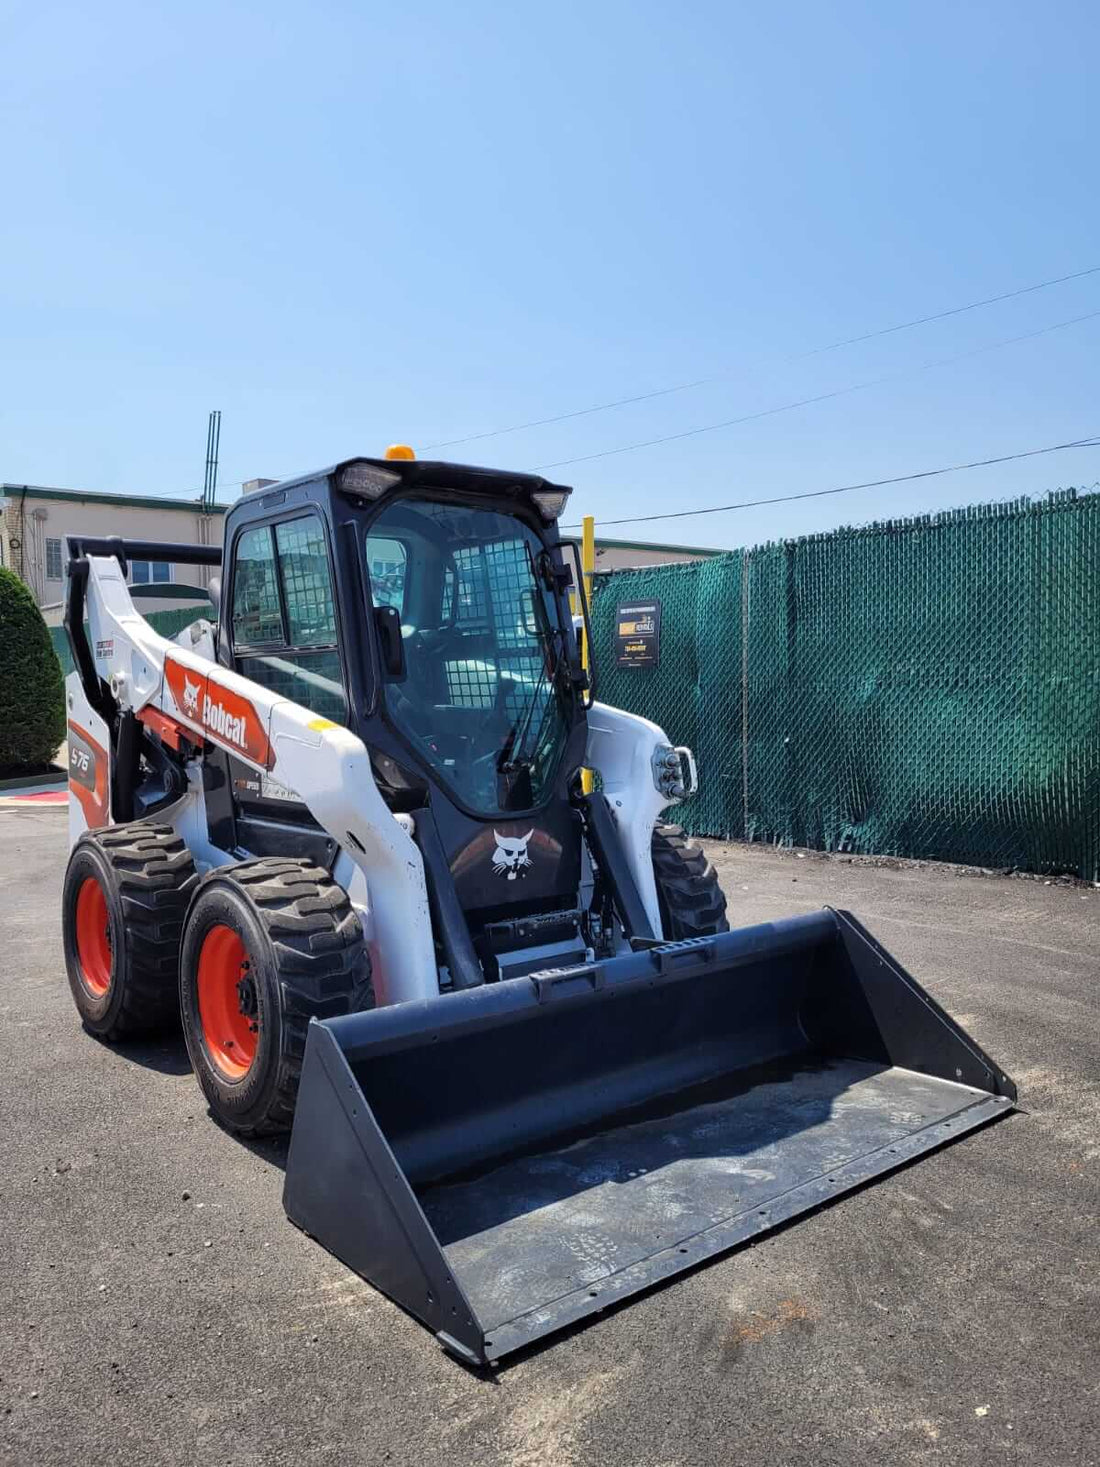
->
[247,457,573,504]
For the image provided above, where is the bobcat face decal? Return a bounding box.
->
[492,830,535,880]
[181,676,201,717]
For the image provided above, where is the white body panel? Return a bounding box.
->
[584,701,674,939]
[73,554,439,1005]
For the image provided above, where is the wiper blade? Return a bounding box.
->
[494,544,574,777]
[497,657,553,772]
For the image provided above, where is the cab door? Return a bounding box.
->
[218,511,350,861]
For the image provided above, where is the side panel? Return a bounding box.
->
[65,673,111,845]
[585,701,674,937]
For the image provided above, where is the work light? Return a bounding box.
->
[336,461,403,499]
[531,487,571,521]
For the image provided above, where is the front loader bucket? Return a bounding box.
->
[283,909,1015,1365]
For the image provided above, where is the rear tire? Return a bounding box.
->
[61,822,198,1040]
[652,823,729,939]
[179,858,373,1136]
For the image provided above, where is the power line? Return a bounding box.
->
[538,307,1100,471]
[425,263,1100,451]
[799,265,1100,356]
[149,267,1098,498]
[559,435,1100,530]
[146,275,1098,501]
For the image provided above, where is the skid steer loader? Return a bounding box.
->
[60,449,1015,1365]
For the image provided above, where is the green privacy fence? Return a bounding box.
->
[590,489,1100,881]
[49,607,207,678]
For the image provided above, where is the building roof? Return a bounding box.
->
[2,484,227,514]
[1,486,710,553]
[561,532,720,556]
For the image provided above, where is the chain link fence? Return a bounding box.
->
[590,489,1100,881]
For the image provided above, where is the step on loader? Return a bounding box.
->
[60,448,1016,1365]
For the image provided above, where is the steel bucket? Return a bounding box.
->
[283,909,1015,1364]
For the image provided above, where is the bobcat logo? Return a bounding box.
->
[492,830,534,880]
[182,676,201,717]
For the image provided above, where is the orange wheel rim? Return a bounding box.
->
[197,925,259,1080]
[75,876,112,996]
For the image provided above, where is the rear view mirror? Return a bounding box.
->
[374,605,406,679]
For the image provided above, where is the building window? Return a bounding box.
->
[46,538,63,582]
[131,560,172,585]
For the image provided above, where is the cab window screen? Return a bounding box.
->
[276,517,337,646]
[365,497,571,814]
[231,527,283,646]
[238,651,347,724]
[231,515,347,725]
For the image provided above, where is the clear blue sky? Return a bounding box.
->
[5,0,1099,550]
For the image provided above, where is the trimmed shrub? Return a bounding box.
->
[0,566,67,771]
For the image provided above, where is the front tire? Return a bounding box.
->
[179,858,373,1135]
[652,823,729,939]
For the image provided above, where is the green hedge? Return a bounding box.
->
[0,568,67,771]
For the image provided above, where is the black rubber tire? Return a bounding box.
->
[61,822,198,1040]
[652,823,729,939]
[179,858,373,1136]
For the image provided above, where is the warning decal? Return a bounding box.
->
[614,600,662,669]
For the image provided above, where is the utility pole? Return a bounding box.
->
[202,410,222,513]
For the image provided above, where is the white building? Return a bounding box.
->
[1,483,234,617]
[2,480,719,621]
[562,533,721,572]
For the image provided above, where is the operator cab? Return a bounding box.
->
[216,450,592,973]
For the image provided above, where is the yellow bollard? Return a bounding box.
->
[580,515,595,794]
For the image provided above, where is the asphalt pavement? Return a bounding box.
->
[2,807,1097,1466]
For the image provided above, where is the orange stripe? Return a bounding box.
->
[137,705,190,753]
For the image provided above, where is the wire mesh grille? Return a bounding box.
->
[237,651,347,724]
[276,518,337,646]
[442,538,550,722]
[231,526,283,645]
[590,489,1100,880]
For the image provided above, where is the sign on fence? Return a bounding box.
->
[614,599,662,668]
